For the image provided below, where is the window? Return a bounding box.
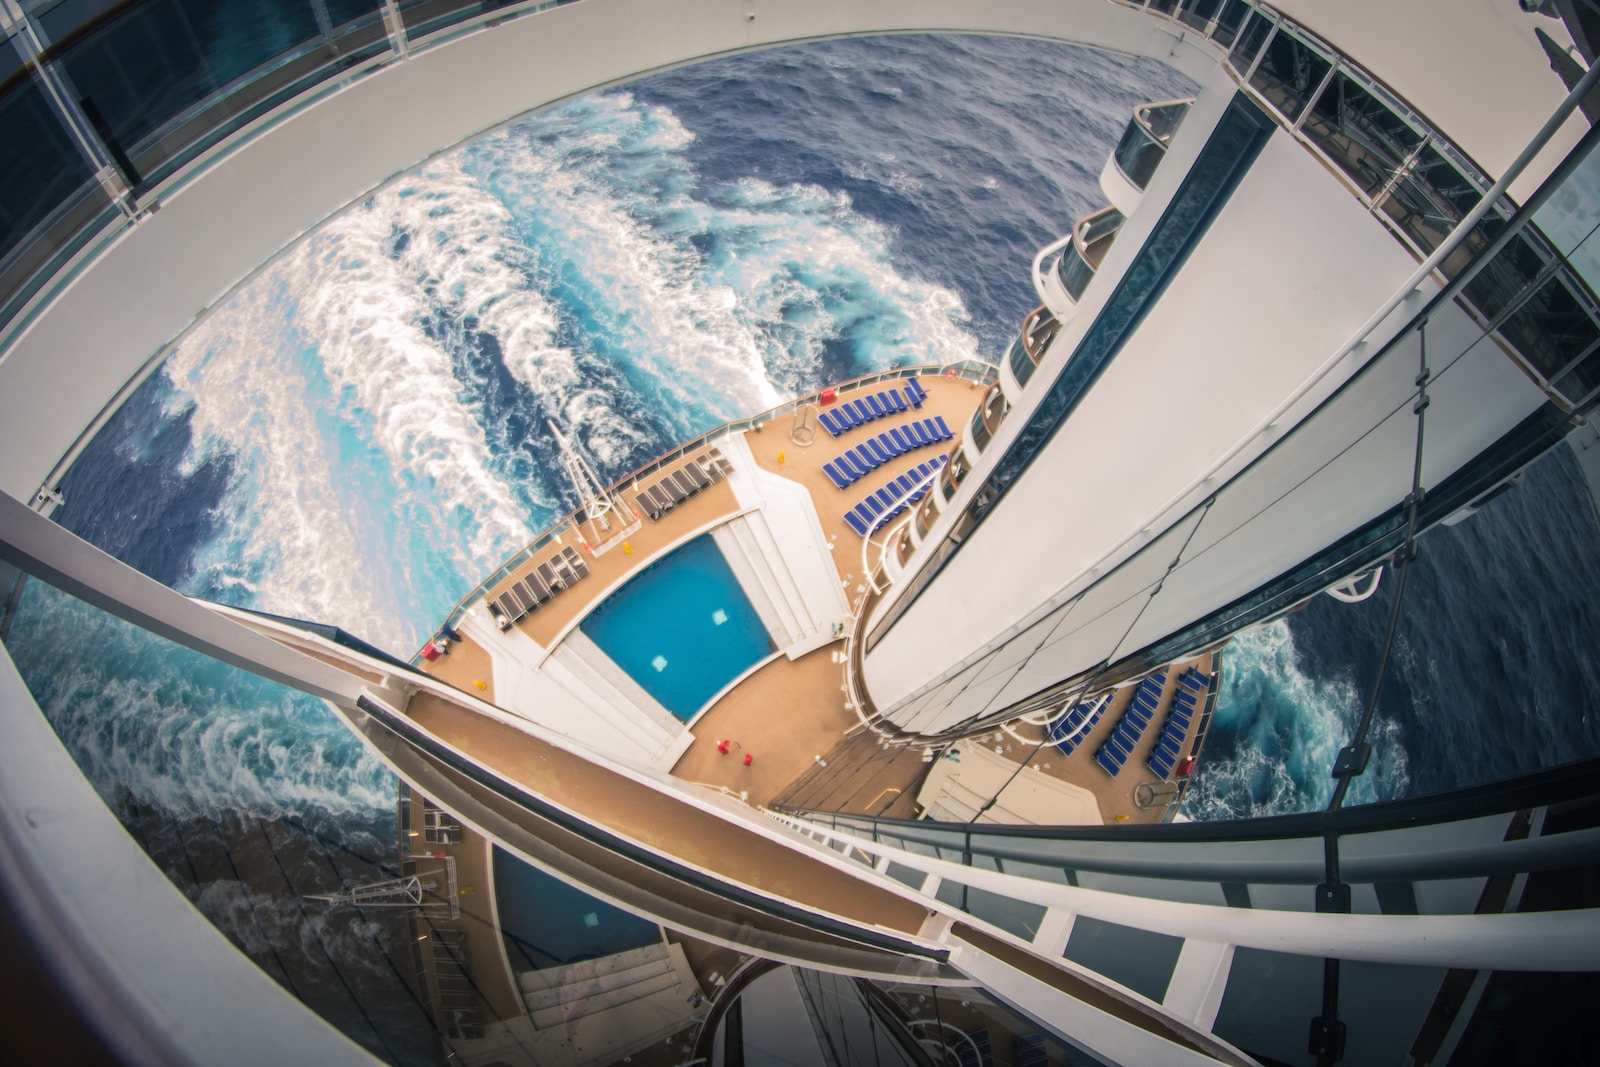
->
[1248,29,1332,125]
[1227,10,1275,76]
[1301,69,1424,199]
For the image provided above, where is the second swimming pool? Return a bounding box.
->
[579,534,774,721]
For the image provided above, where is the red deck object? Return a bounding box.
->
[820,387,837,405]
[421,643,441,661]
[743,753,753,766]
[1175,756,1196,777]
[717,741,730,754]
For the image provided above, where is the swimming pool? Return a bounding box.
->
[492,847,661,971]
[579,534,774,721]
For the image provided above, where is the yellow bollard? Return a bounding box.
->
[778,449,786,463]
[474,680,487,691]
[623,541,633,555]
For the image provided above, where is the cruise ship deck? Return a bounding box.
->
[410,369,1217,828]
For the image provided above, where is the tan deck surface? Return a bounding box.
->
[944,650,1220,825]
[405,690,931,935]
[748,374,986,586]
[669,645,857,808]
[412,373,1221,834]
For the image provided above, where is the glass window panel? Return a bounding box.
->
[1147,0,1178,13]
[1062,916,1183,1003]
[1210,0,1250,46]
[1178,0,1222,31]
[1556,347,1600,403]
[1497,273,1600,382]
[1378,141,1483,256]
[1464,230,1547,325]
[1248,29,1331,124]
[1227,11,1273,76]
[1301,70,1425,199]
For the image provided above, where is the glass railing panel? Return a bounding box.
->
[1147,0,1178,14]
[46,0,388,189]
[1006,332,1037,388]
[1226,8,1273,77]
[1057,241,1097,302]
[1113,116,1165,191]
[969,403,993,453]
[1300,68,1425,200]
[1210,0,1251,48]
[1062,916,1183,1004]
[399,0,521,40]
[1214,952,1452,1067]
[1248,27,1332,125]
[0,65,108,294]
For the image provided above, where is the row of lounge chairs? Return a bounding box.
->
[1147,667,1210,780]
[817,378,928,438]
[842,455,947,536]
[822,416,954,489]
[1046,694,1111,757]
[487,545,592,629]
[637,447,733,521]
[1093,669,1168,777]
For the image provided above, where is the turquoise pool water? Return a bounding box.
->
[492,847,660,970]
[579,535,773,720]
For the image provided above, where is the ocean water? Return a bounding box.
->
[6,29,1599,1059]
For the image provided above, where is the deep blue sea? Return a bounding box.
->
[7,31,1600,1060]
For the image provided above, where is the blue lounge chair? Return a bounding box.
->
[865,439,891,465]
[887,388,908,413]
[853,398,876,422]
[873,433,899,458]
[837,402,861,428]
[823,462,851,490]
[819,409,846,437]
[861,496,884,520]
[1094,746,1122,776]
[919,418,942,442]
[850,445,877,471]
[886,426,912,453]
[934,415,954,439]
[866,393,887,419]
[837,452,866,480]
[906,421,930,446]
[844,509,869,536]
[906,378,927,407]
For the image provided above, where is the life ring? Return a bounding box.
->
[944,368,958,380]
